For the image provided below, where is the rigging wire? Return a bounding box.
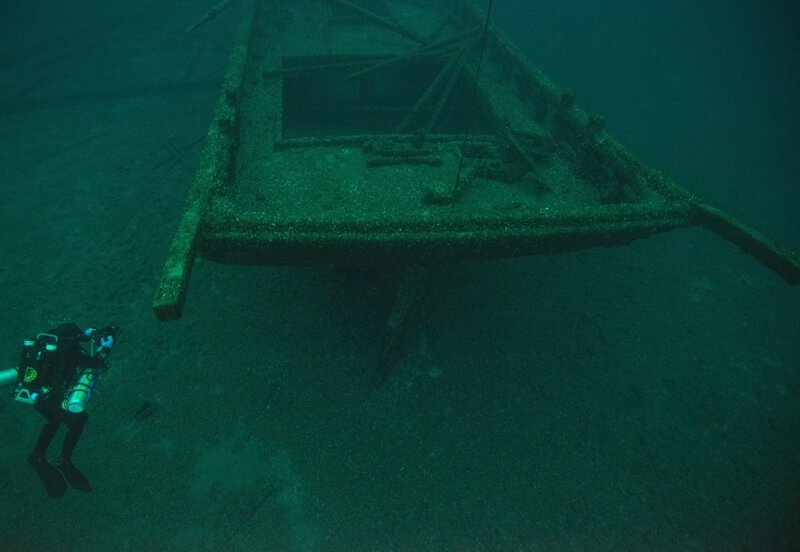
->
[451,0,494,203]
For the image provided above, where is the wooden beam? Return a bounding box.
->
[186,0,236,33]
[377,267,429,383]
[396,46,466,133]
[153,0,257,320]
[326,0,427,43]
[694,204,800,285]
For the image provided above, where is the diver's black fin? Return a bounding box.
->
[28,454,67,499]
[56,458,92,493]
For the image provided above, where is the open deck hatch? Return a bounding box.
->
[282,54,489,137]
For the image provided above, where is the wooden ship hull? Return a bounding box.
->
[154,0,800,326]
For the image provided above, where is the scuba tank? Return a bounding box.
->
[0,367,19,387]
[65,368,101,413]
[63,325,118,414]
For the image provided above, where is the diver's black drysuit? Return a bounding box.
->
[31,323,107,462]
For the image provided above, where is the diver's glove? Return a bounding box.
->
[84,325,118,357]
[98,325,118,343]
[83,327,110,345]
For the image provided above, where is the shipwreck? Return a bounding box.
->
[154,0,800,376]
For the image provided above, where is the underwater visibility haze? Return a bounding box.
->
[0,0,798,550]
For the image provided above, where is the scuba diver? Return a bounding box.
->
[0,322,118,498]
